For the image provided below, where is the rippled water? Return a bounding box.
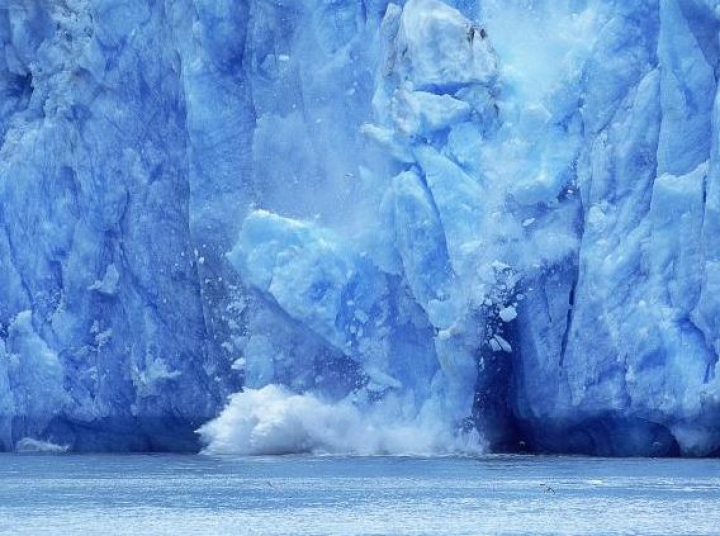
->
[0,454,718,535]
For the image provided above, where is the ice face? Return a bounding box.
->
[0,0,236,451]
[510,0,720,456]
[1,0,719,456]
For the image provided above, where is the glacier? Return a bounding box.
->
[1,0,720,456]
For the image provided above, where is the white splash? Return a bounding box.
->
[15,438,69,454]
[199,385,485,456]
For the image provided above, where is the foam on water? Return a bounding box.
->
[199,385,485,456]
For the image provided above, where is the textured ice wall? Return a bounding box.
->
[0,0,240,451]
[511,0,720,456]
[208,0,720,456]
[1,0,720,455]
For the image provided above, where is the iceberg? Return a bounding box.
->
[0,0,719,456]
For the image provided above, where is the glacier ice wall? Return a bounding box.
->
[0,0,239,451]
[1,0,720,455]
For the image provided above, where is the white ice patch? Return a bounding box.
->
[88,263,120,296]
[199,385,485,456]
[491,334,512,353]
[499,306,517,323]
[396,0,498,90]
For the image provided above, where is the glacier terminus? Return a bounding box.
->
[1,0,720,457]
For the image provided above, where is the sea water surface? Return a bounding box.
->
[0,454,718,535]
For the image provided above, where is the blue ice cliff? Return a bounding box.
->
[1,0,719,456]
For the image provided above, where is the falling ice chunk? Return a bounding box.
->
[499,306,517,323]
[492,334,512,353]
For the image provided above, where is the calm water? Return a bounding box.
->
[0,454,718,535]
